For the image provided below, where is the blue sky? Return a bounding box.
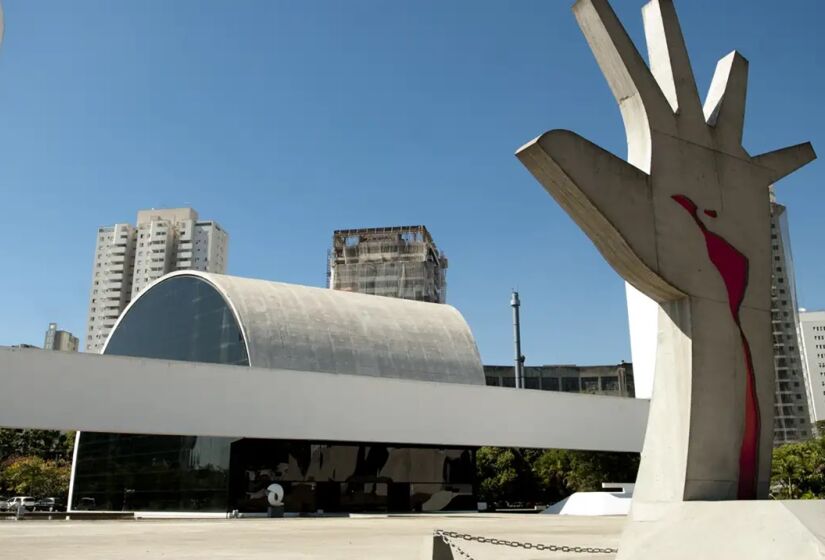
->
[0,0,822,366]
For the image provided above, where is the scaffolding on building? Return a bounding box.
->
[327,225,448,303]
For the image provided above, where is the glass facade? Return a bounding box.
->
[230,440,474,513]
[104,275,249,365]
[71,433,233,512]
[71,275,477,513]
[72,435,474,513]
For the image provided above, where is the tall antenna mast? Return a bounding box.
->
[511,291,525,389]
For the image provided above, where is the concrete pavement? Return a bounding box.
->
[0,514,625,559]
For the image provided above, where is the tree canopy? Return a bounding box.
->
[476,447,640,506]
[480,432,825,506]
[771,434,825,499]
[0,429,74,462]
[1,456,70,497]
[0,428,74,498]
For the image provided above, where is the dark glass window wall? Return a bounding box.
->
[230,439,475,513]
[71,433,233,512]
[72,436,475,513]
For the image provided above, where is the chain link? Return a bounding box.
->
[434,529,617,558]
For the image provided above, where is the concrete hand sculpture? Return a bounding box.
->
[517,0,815,502]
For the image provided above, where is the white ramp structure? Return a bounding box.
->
[516,0,821,557]
[0,347,648,452]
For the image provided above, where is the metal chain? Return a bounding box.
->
[437,531,474,559]
[434,529,617,558]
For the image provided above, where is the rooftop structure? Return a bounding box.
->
[328,225,447,303]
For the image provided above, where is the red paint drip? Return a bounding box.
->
[704,209,718,218]
[672,195,760,500]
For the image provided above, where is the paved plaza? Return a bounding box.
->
[0,514,624,559]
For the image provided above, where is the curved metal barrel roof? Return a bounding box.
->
[109,271,485,385]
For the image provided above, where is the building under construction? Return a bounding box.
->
[328,225,448,303]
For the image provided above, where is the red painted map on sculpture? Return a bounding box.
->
[672,194,760,499]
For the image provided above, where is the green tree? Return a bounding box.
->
[771,447,805,498]
[0,429,75,462]
[476,447,540,504]
[771,435,825,499]
[476,447,640,506]
[533,449,639,499]
[480,435,825,506]
[1,456,70,497]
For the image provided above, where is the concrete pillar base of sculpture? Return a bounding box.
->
[617,500,825,559]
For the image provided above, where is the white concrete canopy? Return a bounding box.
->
[0,347,648,452]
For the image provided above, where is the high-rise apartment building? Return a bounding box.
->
[86,208,228,353]
[328,225,447,303]
[86,223,136,351]
[43,323,79,352]
[769,202,814,443]
[798,310,825,424]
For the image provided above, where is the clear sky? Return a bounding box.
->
[0,0,822,366]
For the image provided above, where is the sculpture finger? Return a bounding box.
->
[573,0,673,133]
[516,129,680,302]
[642,0,703,120]
[753,143,816,183]
[704,51,748,148]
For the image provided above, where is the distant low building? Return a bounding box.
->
[484,363,634,398]
[43,323,79,352]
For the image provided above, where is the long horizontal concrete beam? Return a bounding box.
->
[0,347,648,452]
